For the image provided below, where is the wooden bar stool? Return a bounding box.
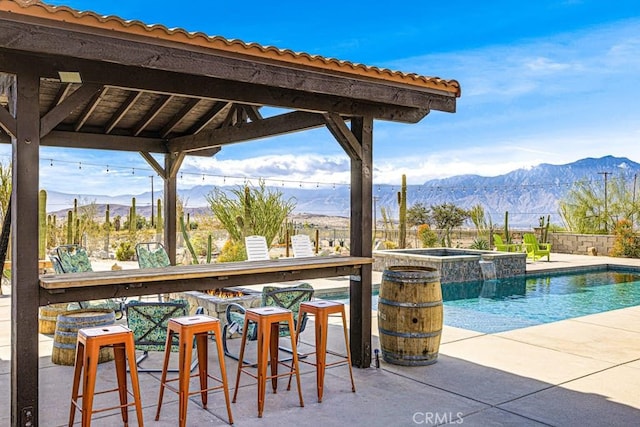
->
[68,324,144,427]
[232,306,304,418]
[155,315,233,426]
[289,300,356,402]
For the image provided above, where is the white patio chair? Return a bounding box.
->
[245,235,270,261]
[291,234,315,258]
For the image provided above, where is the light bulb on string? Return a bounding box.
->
[78,162,82,170]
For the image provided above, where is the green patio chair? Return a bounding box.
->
[222,283,314,363]
[493,234,510,252]
[523,233,551,262]
[135,242,171,269]
[125,299,200,373]
[53,245,126,318]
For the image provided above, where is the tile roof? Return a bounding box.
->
[0,0,461,97]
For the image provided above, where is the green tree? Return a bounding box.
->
[559,177,640,233]
[468,204,490,238]
[206,180,296,253]
[430,203,469,247]
[407,203,430,227]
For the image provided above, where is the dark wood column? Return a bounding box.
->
[11,69,40,426]
[348,116,373,368]
[163,152,184,264]
[325,113,373,368]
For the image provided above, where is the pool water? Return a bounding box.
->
[329,269,640,333]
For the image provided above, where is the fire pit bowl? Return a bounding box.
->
[169,288,263,327]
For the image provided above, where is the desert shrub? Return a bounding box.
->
[115,240,135,261]
[610,219,640,258]
[417,224,438,248]
[469,238,489,250]
[217,240,246,263]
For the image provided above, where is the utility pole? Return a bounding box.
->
[149,175,154,227]
[598,171,611,233]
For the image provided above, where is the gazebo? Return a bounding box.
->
[0,0,460,424]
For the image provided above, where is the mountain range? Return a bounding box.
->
[46,156,640,228]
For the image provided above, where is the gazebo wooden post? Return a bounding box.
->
[325,113,373,368]
[348,116,373,368]
[11,68,41,426]
[163,152,184,264]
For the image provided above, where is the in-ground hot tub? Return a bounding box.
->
[373,248,526,284]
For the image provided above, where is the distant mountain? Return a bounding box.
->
[45,156,640,228]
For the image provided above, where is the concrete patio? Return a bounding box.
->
[1,253,640,426]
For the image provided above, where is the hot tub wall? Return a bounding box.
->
[373,249,526,283]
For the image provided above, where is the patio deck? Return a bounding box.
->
[1,253,640,426]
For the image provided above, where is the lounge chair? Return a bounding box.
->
[523,233,551,262]
[245,235,270,261]
[493,234,510,252]
[222,283,314,363]
[291,234,315,258]
[493,234,522,252]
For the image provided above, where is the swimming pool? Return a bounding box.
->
[327,268,640,333]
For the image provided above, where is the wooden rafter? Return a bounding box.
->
[50,82,73,107]
[0,105,15,138]
[133,94,173,136]
[40,83,103,137]
[104,90,142,134]
[73,86,108,132]
[160,98,200,138]
[187,101,230,135]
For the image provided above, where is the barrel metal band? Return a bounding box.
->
[378,327,442,338]
[382,350,438,361]
[378,297,442,308]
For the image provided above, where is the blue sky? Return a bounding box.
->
[3,0,640,201]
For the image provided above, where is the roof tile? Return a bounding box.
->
[1,0,460,96]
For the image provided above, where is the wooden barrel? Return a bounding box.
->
[38,303,69,335]
[377,266,442,366]
[52,309,116,366]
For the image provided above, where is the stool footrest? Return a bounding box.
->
[162,373,228,397]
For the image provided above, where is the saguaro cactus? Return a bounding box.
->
[130,197,137,232]
[156,198,163,235]
[66,210,73,244]
[398,174,407,248]
[38,189,47,259]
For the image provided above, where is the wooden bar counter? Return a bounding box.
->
[39,256,373,306]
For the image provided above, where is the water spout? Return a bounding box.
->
[479,260,497,281]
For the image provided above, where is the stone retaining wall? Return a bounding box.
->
[549,233,615,256]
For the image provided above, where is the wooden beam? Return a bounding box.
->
[160,98,200,138]
[11,68,41,426]
[168,111,326,152]
[104,90,142,134]
[0,51,439,122]
[50,82,73,107]
[3,130,167,153]
[242,105,263,122]
[133,94,173,136]
[0,21,458,109]
[73,86,108,132]
[187,101,230,134]
[323,113,362,160]
[0,105,15,137]
[40,83,103,137]
[139,152,166,179]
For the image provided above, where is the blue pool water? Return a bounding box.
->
[330,268,640,333]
